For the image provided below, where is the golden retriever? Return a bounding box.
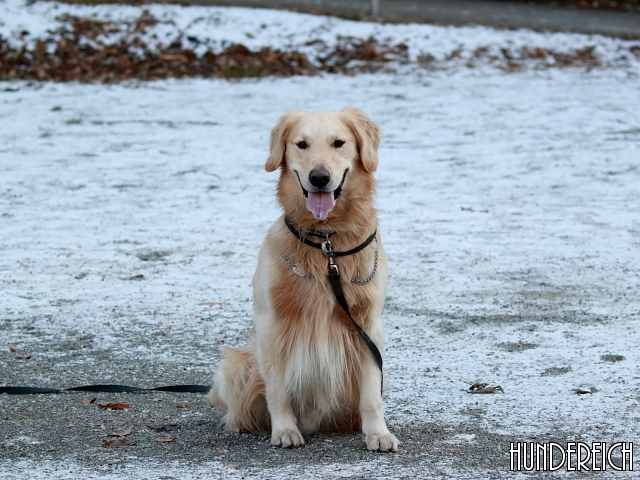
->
[208,108,398,452]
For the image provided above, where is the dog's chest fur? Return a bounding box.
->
[265,231,379,414]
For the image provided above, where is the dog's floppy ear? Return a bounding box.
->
[265,111,300,172]
[341,107,380,173]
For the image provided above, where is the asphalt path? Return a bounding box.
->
[188,0,640,38]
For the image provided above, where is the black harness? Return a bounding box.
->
[284,217,384,394]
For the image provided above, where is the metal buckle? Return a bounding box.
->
[321,239,333,258]
[322,239,339,275]
[327,259,339,276]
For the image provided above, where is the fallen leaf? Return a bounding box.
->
[15,354,31,360]
[65,424,76,428]
[468,385,504,394]
[216,448,228,454]
[97,402,132,410]
[109,427,133,437]
[468,382,488,391]
[198,302,224,306]
[147,423,179,432]
[174,403,188,409]
[573,388,591,394]
[126,274,144,281]
[91,421,107,427]
[155,438,174,443]
[9,346,18,352]
[185,329,197,332]
[155,331,165,336]
[525,436,537,440]
[227,464,238,470]
[82,397,97,405]
[435,470,445,475]
[573,386,598,395]
[103,438,135,448]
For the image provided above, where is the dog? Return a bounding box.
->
[208,107,398,452]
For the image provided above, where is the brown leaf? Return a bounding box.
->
[9,346,18,352]
[226,464,238,470]
[97,402,132,410]
[216,448,228,454]
[91,421,107,428]
[155,331,165,336]
[155,437,174,443]
[103,438,135,448]
[82,397,97,405]
[198,302,224,306]
[468,382,488,391]
[15,354,31,360]
[525,436,537,440]
[174,403,188,409]
[573,386,598,395]
[65,424,76,428]
[109,427,133,437]
[147,423,179,432]
[468,385,504,394]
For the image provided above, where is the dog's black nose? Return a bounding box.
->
[309,168,331,188]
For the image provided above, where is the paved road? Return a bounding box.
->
[188,0,640,37]
[1,67,639,478]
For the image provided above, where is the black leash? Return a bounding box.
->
[0,384,210,395]
[284,217,384,394]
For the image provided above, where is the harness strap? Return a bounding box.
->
[284,216,376,257]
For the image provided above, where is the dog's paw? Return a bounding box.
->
[271,428,305,448]
[365,432,399,452]
[220,415,240,433]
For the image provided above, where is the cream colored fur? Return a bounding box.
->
[208,108,398,452]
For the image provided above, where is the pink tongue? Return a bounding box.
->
[306,191,335,221]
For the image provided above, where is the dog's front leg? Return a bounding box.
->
[359,351,399,452]
[264,370,305,448]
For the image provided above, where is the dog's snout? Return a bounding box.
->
[309,168,331,188]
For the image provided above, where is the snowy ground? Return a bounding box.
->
[2,2,640,479]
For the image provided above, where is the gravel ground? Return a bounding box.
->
[1,58,640,478]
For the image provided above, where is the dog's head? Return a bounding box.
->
[266,108,380,223]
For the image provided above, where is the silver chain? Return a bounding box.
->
[350,242,378,285]
[282,255,309,277]
[282,238,378,285]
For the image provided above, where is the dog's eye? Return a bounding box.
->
[296,141,308,149]
[332,140,345,148]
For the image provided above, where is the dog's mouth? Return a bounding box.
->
[294,170,348,221]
